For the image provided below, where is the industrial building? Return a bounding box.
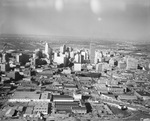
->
[55,101,80,113]
[72,107,87,114]
[9,91,40,102]
[52,95,74,102]
[135,91,150,100]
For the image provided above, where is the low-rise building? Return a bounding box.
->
[72,107,86,114]
[74,63,82,71]
[53,95,74,102]
[55,101,79,113]
[40,92,51,101]
[135,91,150,100]
[5,108,15,117]
[33,102,49,114]
[108,86,125,94]
[6,71,21,81]
[63,85,77,91]
[23,107,33,117]
[8,91,40,102]
[73,93,82,101]
[118,94,137,100]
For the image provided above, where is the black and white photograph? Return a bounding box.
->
[0,0,150,121]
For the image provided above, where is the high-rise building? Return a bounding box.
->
[2,53,9,63]
[35,49,43,58]
[81,51,89,63]
[60,44,66,54]
[70,51,74,58]
[53,52,68,66]
[16,53,29,65]
[0,63,10,72]
[94,51,103,64]
[45,43,53,61]
[126,57,138,70]
[45,43,49,55]
[74,53,80,63]
[90,43,96,64]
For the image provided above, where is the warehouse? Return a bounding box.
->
[45,88,62,94]
[63,85,77,91]
[55,101,79,105]
[55,102,79,108]
[135,91,150,100]
[55,106,72,113]
[52,95,74,102]
[55,101,80,113]
[76,72,101,78]
[118,95,137,100]
[8,91,40,102]
[72,107,87,114]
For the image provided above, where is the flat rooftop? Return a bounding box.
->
[12,91,40,99]
[136,91,150,96]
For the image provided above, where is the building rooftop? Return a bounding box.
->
[53,95,74,101]
[12,91,40,99]
[25,107,33,114]
[55,101,79,105]
[136,91,150,97]
[72,106,86,110]
[53,95,73,98]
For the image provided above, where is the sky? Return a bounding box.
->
[0,0,150,42]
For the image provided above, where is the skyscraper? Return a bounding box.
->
[60,44,66,54]
[45,43,52,61]
[45,43,49,55]
[2,53,9,63]
[90,43,96,64]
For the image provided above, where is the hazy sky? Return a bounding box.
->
[0,0,150,42]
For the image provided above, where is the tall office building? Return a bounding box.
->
[35,49,43,58]
[2,53,9,63]
[70,51,74,58]
[74,53,83,63]
[60,44,66,54]
[45,43,52,60]
[45,43,49,54]
[90,43,96,64]
[81,51,89,62]
[16,53,29,65]
[0,63,10,72]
